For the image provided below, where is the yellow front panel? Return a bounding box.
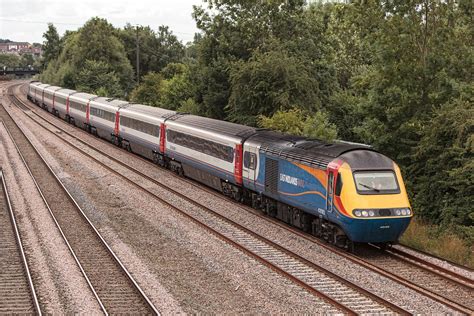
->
[338,162,412,219]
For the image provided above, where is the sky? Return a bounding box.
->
[0,0,203,44]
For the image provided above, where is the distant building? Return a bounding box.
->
[0,42,42,56]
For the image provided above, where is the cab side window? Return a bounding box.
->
[335,173,343,196]
[244,151,257,170]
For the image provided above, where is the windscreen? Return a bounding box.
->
[354,171,399,194]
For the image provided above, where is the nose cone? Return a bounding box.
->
[343,217,412,243]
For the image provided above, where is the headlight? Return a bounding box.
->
[362,210,368,217]
[354,210,362,217]
[369,210,375,217]
[401,209,407,216]
[407,209,411,215]
[395,209,401,216]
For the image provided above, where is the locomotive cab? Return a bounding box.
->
[330,150,412,245]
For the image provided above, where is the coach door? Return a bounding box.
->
[242,145,258,190]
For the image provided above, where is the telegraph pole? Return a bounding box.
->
[136,25,140,84]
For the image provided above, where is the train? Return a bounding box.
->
[27,81,413,250]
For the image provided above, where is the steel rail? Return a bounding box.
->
[0,167,42,315]
[389,245,474,276]
[370,244,474,288]
[1,120,108,314]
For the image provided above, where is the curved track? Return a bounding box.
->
[8,82,412,314]
[0,169,41,314]
[1,85,159,315]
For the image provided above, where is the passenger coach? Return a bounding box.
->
[164,114,255,199]
[118,104,175,161]
[50,88,76,119]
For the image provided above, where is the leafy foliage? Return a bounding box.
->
[0,54,20,67]
[119,24,185,81]
[40,18,134,94]
[41,23,61,70]
[259,109,338,141]
[228,47,321,125]
[129,72,165,107]
[75,60,123,97]
[130,62,195,110]
[409,86,473,239]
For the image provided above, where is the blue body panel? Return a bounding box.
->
[252,153,328,218]
[340,216,411,243]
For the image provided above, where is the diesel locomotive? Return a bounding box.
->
[28,81,412,249]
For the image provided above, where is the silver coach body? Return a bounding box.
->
[53,88,76,119]
[67,92,97,128]
[119,104,175,159]
[42,85,62,113]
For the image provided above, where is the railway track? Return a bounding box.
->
[0,168,41,314]
[394,244,474,273]
[7,83,412,314]
[356,244,473,311]
[1,88,159,315]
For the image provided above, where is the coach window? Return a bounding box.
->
[105,111,115,122]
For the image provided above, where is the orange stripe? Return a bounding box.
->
[294,163,327,187]
[334,195,351,217]
[279,190,326,200]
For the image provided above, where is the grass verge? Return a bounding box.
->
[400,218,473,269]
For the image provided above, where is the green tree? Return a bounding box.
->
[19,53,35,68]
[120,24,185,81]
[0,54,20,67]
[348,1,472,165]
[409,84,473,239]
[191,0,336,121]
[75,18,134,92]
[129,72,165,107]
[259,109,338,141]
[228,47,321,125]
[41,23,61,69]
[129,62,195,110]
[161,63,195,109]
[75,60,123,97]
[40,18,134,94]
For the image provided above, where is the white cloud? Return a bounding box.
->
[0,0,203,44]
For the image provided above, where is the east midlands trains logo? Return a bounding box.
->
[279,173,305,187]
